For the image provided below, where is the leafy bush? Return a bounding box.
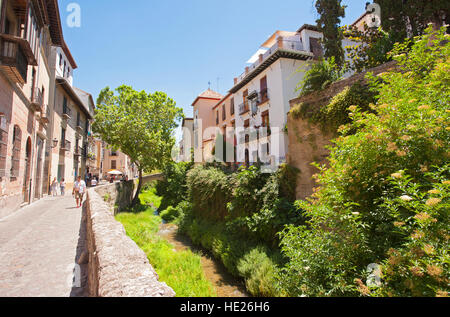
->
[160,206,179,223]
[296,57,343,96]
[186,165,232,221]
[227,166,269,218]
[371,166,449,297]
[279,26,450,297]
[156,162,193,211]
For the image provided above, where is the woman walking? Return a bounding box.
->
[51,178,58,196]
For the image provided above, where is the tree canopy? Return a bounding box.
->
[315,0,346,68]
[93,85,183,204]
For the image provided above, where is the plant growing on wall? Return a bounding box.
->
[296,57,343,96]
[93,85,183,206]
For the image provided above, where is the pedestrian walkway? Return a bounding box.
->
[0,195,87,297]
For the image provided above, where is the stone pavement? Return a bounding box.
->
[0,195,88,297]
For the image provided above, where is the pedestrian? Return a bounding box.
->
[51,178,58,196]
[60,178,66,196]
[73,176,87,208]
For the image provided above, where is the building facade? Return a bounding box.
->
[0,0,96,218]
[0,0,64,217]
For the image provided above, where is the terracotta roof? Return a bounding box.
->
[192,89,223,106]
[198,89,223,99]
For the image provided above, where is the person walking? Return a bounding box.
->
[51,178,58,196]
[60,178,66,196]
[73,176,87,208]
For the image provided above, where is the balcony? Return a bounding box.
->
[30,88,43,112]
[231,36,312,93]
[38,105,50,125]
[238,101,250,115]
[62,105,71,120]
[74,146,82,157]
[259,88,269,104]
[61,140,71,152]
[0,38,29,84]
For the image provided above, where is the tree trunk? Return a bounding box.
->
[132,169,143,207]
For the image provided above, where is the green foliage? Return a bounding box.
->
[186,165,232,221]
[156,162,193,212]
[371,166,449,297]
[315,0,347,68]
[178,214,283,297]
[374,0,450,43]
[160,206,180,223]
[290,82,378,134]
[93,85,183,205]
[279,27,450,297]
[342,23,395,73]
[116,206,216,297]
[296,58,343,96]
[227,166,269,218]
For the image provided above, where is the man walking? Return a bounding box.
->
[73,176,86,208]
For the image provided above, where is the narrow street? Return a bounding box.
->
[0,196,88,297]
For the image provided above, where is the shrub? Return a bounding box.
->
[296,57,343,96]
[371,166,449,297]
[156,162,193,211]
[279,26,450,297]
[160,206,179,223]
[186,165,232,221]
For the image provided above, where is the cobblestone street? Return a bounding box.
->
[0,195,88,297]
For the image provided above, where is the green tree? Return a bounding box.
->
[374,0,449,43]
[93,85,183,206]
[315,0,346,68]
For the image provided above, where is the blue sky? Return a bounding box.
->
[59,0,366,139]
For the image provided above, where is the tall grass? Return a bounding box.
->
[116,188,216,297]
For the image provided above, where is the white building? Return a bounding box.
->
[230,25,322,167]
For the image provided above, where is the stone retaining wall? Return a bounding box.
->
[94,173,164,214]
[85,174,174,297]
[287,61,397,200]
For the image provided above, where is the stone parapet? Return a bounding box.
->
[85,187,174,297]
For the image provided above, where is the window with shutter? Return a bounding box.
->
[0,116,7,177]
[11,125,21,178]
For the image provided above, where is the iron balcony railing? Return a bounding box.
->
[61,139,71,152]
[238,101,250,115]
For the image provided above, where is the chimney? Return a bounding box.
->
[277,36,284,48]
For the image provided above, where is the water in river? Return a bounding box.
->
[158,223,248,297]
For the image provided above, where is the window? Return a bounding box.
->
[11,125,21,178]
[230,98,235,115]
[59,54,63,67]
[216,111,219,125]
[0,115,7,177]
[61,128,66,147]
[222,104,226,121]
[111,160,117,170]
[63,96,68,114]
[261,110,270,127]
[260,76,268,103]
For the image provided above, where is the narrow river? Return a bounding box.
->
[158,223,249,297]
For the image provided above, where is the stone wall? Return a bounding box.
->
[94,173,164,214]
[85,184,174,297]
[287,61,397,200]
